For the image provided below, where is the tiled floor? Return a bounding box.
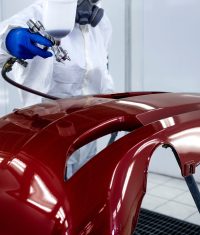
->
[141,172,200,226]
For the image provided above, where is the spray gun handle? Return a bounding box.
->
[26,19,70,63]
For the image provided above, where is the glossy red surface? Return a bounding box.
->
[0,92,200,234]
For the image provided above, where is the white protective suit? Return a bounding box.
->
[0,0,114,178]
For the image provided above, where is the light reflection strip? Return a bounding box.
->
[9,158,27,173]
[117,100,155,110]
[122,162,134,200]
[34,175,57,205]
[27,199,52,213]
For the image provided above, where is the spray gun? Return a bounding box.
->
[15,19,70,68]
[27,19,70,63]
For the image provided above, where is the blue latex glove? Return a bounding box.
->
[6,28,53,59]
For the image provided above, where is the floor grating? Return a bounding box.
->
[134,209,200,235]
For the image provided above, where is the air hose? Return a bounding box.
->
[1,57,60,100]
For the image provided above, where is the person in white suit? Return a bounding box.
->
[0,0,114,178]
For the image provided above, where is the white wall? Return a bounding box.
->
[143,0,200,92]
[0,0,2,20]
[1,0,35,19]
[140,0,200,182]
[102,0,125,92]
[0,0,7,116]
[103,0,144,92]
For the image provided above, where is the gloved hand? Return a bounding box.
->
[5,28,53,60]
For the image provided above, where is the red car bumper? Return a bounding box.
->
[0,92,200,234]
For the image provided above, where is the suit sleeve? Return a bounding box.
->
[98,12,115,94]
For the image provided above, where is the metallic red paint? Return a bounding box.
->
[0,92,200,234]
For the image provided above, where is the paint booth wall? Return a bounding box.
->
[142,0,200,182]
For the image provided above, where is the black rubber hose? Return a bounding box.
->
[1,57,60,100]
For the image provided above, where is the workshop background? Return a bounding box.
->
[0,0,199,227]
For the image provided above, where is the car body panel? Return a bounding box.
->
[0,92,200,234]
